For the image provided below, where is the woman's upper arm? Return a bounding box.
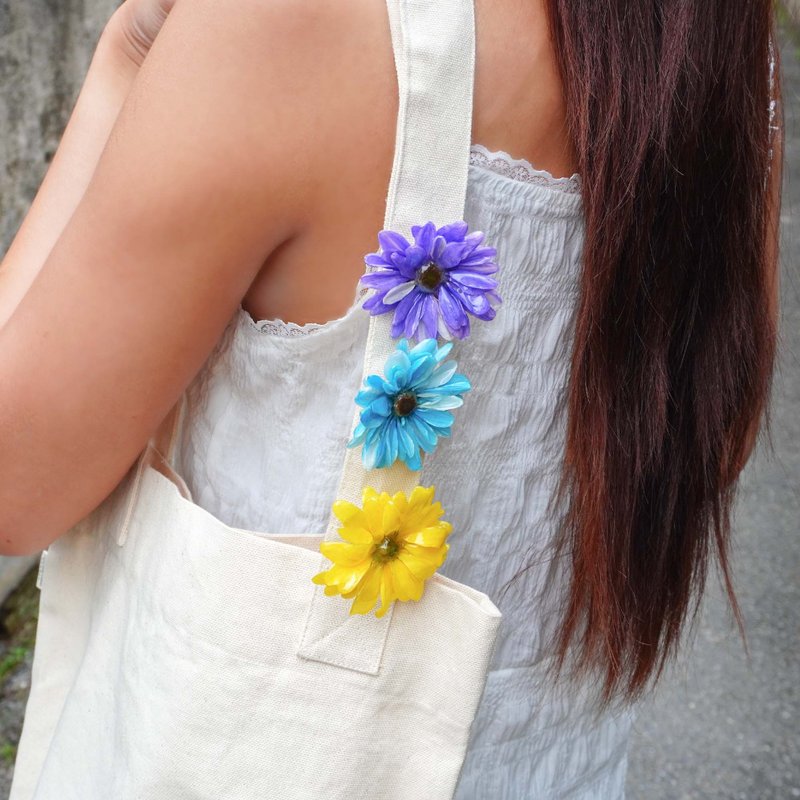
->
[0,0,333,554]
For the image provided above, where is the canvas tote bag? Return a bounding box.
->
[10,0,502,797]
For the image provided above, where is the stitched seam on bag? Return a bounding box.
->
[297,571,393,674]
[145,594,388,677]
[147,610,473,730]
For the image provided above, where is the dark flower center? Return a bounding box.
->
[416,262,445,292]
[373,532,401,564]
[393,392,418,417]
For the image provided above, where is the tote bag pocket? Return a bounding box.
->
[28,464,501,800]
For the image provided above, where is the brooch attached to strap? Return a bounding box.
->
[346,338,471,471]
[311,485,451,618]
[312,220,501,617]
[360,220,501,340]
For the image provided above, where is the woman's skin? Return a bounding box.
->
[0,0,574,554]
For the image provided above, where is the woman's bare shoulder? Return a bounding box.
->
[0,0,572,554]
[0,0,383,553]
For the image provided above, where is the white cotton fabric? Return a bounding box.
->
[12,3,511,797]
[175,146,636,799]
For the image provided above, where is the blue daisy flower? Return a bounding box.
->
[347,338,471,471]
[359,220,501,341]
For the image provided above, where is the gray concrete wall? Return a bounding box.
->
[0,0,120,603]
[0,0,120,247]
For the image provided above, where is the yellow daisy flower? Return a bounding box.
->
[311,485,452,617]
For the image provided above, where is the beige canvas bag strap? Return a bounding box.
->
[120,0,477,673]
[297,0,477,673]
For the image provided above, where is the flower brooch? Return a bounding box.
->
[312,220,500,617]
[361,220,501,341]
[311,486,452,618]
[346,338,471,471]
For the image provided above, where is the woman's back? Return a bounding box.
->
[171,4,628,795]
[2,0,779,795]
[176,141,633,796]
[0,0,578,552]
[238,0,576,329]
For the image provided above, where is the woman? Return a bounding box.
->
[1,0,782,797]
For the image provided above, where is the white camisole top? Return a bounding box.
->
[175,144,636,799]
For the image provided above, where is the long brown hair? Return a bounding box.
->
[538,0,783,702]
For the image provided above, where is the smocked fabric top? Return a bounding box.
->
[175,144,636,799]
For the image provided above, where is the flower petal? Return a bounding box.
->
[412,221,437,256]
[405,414,439,451]
[359,271,405,291]
[378,229,411,254]
[382,497,402,534]
[438,284,471,339]
[312,559,372,595]
[397,546,445,580]
[437,240,473,268]
[397,423,417,460]
[364,253,391,268]
[453,258,498,273]
[346,423,368,448]
[383,348,412,384]
[408,354,436,387]
[420,394,464,410]
[402,245,428,272]
[415,407,455,428]
[448,270,499,290]
[332,500,368,529]
[403,524,452,548]
[382,280,417,304]
[336,525,374,546]
[360,408,387,429]
[417,373,471,395]
[389,289,420,338]
[437,313,453,340]
[361,438,381,470]
[349,565,383,615]
[389,558,425,601]
[408,484,436,511]
[320,541,373,566]
[436,220,469,242]
[375,565,395,618]
[428,359,458,387]
[449,283,495,319]
[406,292,431,340]
[420,294,439,339]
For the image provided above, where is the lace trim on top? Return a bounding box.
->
[242,144,581,337]
[245,316,335,337]
[468,143,581,193]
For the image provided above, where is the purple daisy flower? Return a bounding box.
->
[359,220,501,340]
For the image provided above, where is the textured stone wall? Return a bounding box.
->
[0,0,120,252]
